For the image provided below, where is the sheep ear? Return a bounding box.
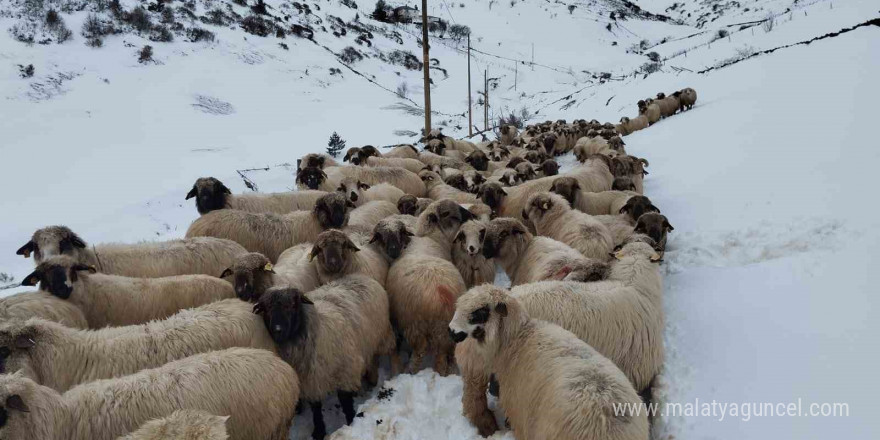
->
[15,335,35,349]
[16,241,35,258]
[345,200,356,209]
[219,183,232,195]
[619,205,631,214]
[219,268,233,278]
[345,239,361,252]
[512,227,525,235]
[317,156,326,167]
[500,187,508,195]
[459,206,474,222]
[403,230,414,237]
[297,158,302,169]
[185,186,198,200]
[357,181,370,191]
[320,170,328,180]
[650,253,663,263]
[21,270,41,286]
[428,213,439,224]
[308,245,321,261]
[71,264,97,274]
[369,233,380,244]
[664,221,674,231]
[6,395,29,413]
[453,231,464,243]
[300,295,315,305]
[252,303,265,315]
[494,303,508,317]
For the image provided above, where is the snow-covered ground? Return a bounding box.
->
[2,0,878,438]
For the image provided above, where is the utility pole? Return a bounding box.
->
[484,68,488,130]
[467,34,472,136]
[421,0,431,136]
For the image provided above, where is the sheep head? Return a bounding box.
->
[498,169,521,187]
[16,226,86,263]
[397,195,420,216]
[313,193,354,230]
[453,220,487,258]
[342,147,362,163]
[424,139,446,155]
[310,230,359,274]
[220,252,275,302]
[633,213,673,254]
[296,166,327,190]
[549,177,580,207]
[465,150,489,172]
[619,196,660,222]
[449,285,525,353]
[20,256,95,300]
[186,177,231,215]
[299,153,328,170]
[371,218,413,260]
[0,372,40,438]
[0,321,39,378]
[336,178,370,206]
[417,199,474,241]
[253,287,313,345]
[612,177,637,192]
[505,156,526,170]
[443,173,469,192]
[540,160,559,177]
[481,218,529,259]
[514,162,536,182]
[477,182,507,216]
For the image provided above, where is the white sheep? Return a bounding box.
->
[344,200,400,236]
[419,169,479,204]
[0,291,87,329]
[451,220,494,288]
[20,255,235,328]
[186,177,327,215]
[0,348,298,440]
[220,249,319,302]
[310,229,389,285]
[522,192,614,261]
[118,410,229,440]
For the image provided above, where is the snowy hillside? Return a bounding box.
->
[2,0,879,438]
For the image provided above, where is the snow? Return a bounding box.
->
[1,0,878,438]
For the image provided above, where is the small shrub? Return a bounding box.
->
[371,0,388,22]
[639,39,649,51]
[291,24,314,39]
[151,25,173,42]
[340,0,357,9]
[388,49,421,70]
[23,0,45,17]
[448,23,470,40]
[55,23,73,43]
[762,15,774,33]
[9,22,37,43]
[716,29,729,40]
[138,45,153,63]
[640,61,661,74]
[276,28,286,38]
[202,9,231,26]
[19,64,35,78]
[567,4,575,14]
[109,0,122,15]
[251,0,268,15]
[327,132,346,157]
[187,27,215,42]
[81,14,107,39]
[87,37,103,47]
[241,14,273,37]
[279,42,289,50]
[646,51,660,62]
[129,7,153,33]
[395,82,408,99]
[339,46,364,64]
[45,9,61,27]
[161,7,175,24]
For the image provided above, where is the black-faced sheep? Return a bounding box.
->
[310,229,388,285]
[336,178,405,207]
[220,249,319,302]
[186,177,328,215]
[396,194,432,217]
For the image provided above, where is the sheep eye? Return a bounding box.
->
[468,306,491,324]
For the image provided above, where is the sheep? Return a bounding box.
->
[539,159,559,177]
[451,220,494,288]
[359,156,426,174]
[499,124,518,146]
[641,102,661,125]
[369,217,415,261]
[568,154,614,193]
[254,281,395,440]
[608,135,627,153]
[0,299,275,392]
[609,155,649,194]
[679,87,697,110]
[633,213,674,255]
[336,178,405,208]
[345,200,400,236]
[481,218,607,286]
[310,229,389,285]
[419,170,479,204]
[298,165,427,197]
[460,170,488,194]
[613,176,638,192]
[185,192,354,262]
[514,162,537,182]
[657,93,681,118]
[464,150,505,173]
[443,173,471,193]
[522,192,614,261]
[425,130,478,154]
[397,194,432,217]
[298,153,339,171]
[0,348,298,440]
[418,151,466,169]
[424,139,467,161]
[20,255,235,328]
[505,156,527,170]
[17,226,247,279]
[549,177,635,215]
[351,144,419,161]
[620,115,649,133]
[618,195,662,223]
[461,202,493,222]
[186,177,328,215]
[449,285,649,440]
[573,136,608,162]
[220,249,319,302]
[414,199,476,252]
[119,410,229,440]
[0,291,87,329]
[382,144,421,159]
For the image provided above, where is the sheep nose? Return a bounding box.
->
[468,245,476,255]
[449,328,467,344]
[350,192,358,202]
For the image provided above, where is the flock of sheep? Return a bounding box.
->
[618,87,698,135]
[0,89,695,440]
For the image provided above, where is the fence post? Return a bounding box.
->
[421,0,431,136]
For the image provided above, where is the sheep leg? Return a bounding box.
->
[338,390,357,425]
[405,330,427,374]
[366,355,380,387]
[310,401,326,440]
[456,342,499,437]
[488,374,500,397]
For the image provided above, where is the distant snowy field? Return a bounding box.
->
[2,0,878,438]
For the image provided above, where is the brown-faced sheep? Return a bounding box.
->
[613,176,638,192]
[186,177,328,215]
[369,217,415,261]
[185,193,354,262]
[620,115,649,134]
[0,299,275,392]
[451,220,494,288]
[20,256,235,328]
[488,168,521,187]
[657,93,681,117]
[17,226,247,279]
[254,280,395,440]
[481,218,606,286]
[633,213,674,255]
[0,291,87,329]
[424,139,467,161]
[397,195,432,217]
[220,248,319,302]
[499,125,518,146]
[514,162,537,182]
[522,192,614,261]
[640,102,661,125]
[465,150,504,173]
[0,348,298,440]
[298,153,339,171]
[425,130,478,154]
[310,229,388,285]
[336,178,405,207]
[449,285,649,440]
[119,410,229,440]
[539,159,559,177]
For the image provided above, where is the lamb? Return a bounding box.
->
[335,178,405,207]
[345,200,399,236]
[310,229,389,285]
[449,285,649,440]
[451,220,494,288]
[220,249,319,302]
[522,192,614,261]
[679,87,697,111]
[549,177,635,215]
[0,348,299,440]
[0,291,87,329]
[298,153,339,171]
[185,192,354,262]
[20,256,235,328]
[298,165,427,197]
[254,281,395,440]
[419,170,480,204]
[186,177,328,215]
[119,410,229,440]
[499,124,518,146]
[511,242,664,392]
[17,226,247,279]
[481,218,607,286]
[0,299,275,392]
[397,194,432,217]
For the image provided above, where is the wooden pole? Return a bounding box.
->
[467,34,472,136]
[484,68,488,130]
[421,0,431,136]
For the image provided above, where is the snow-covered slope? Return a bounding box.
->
[2,0,878,438]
